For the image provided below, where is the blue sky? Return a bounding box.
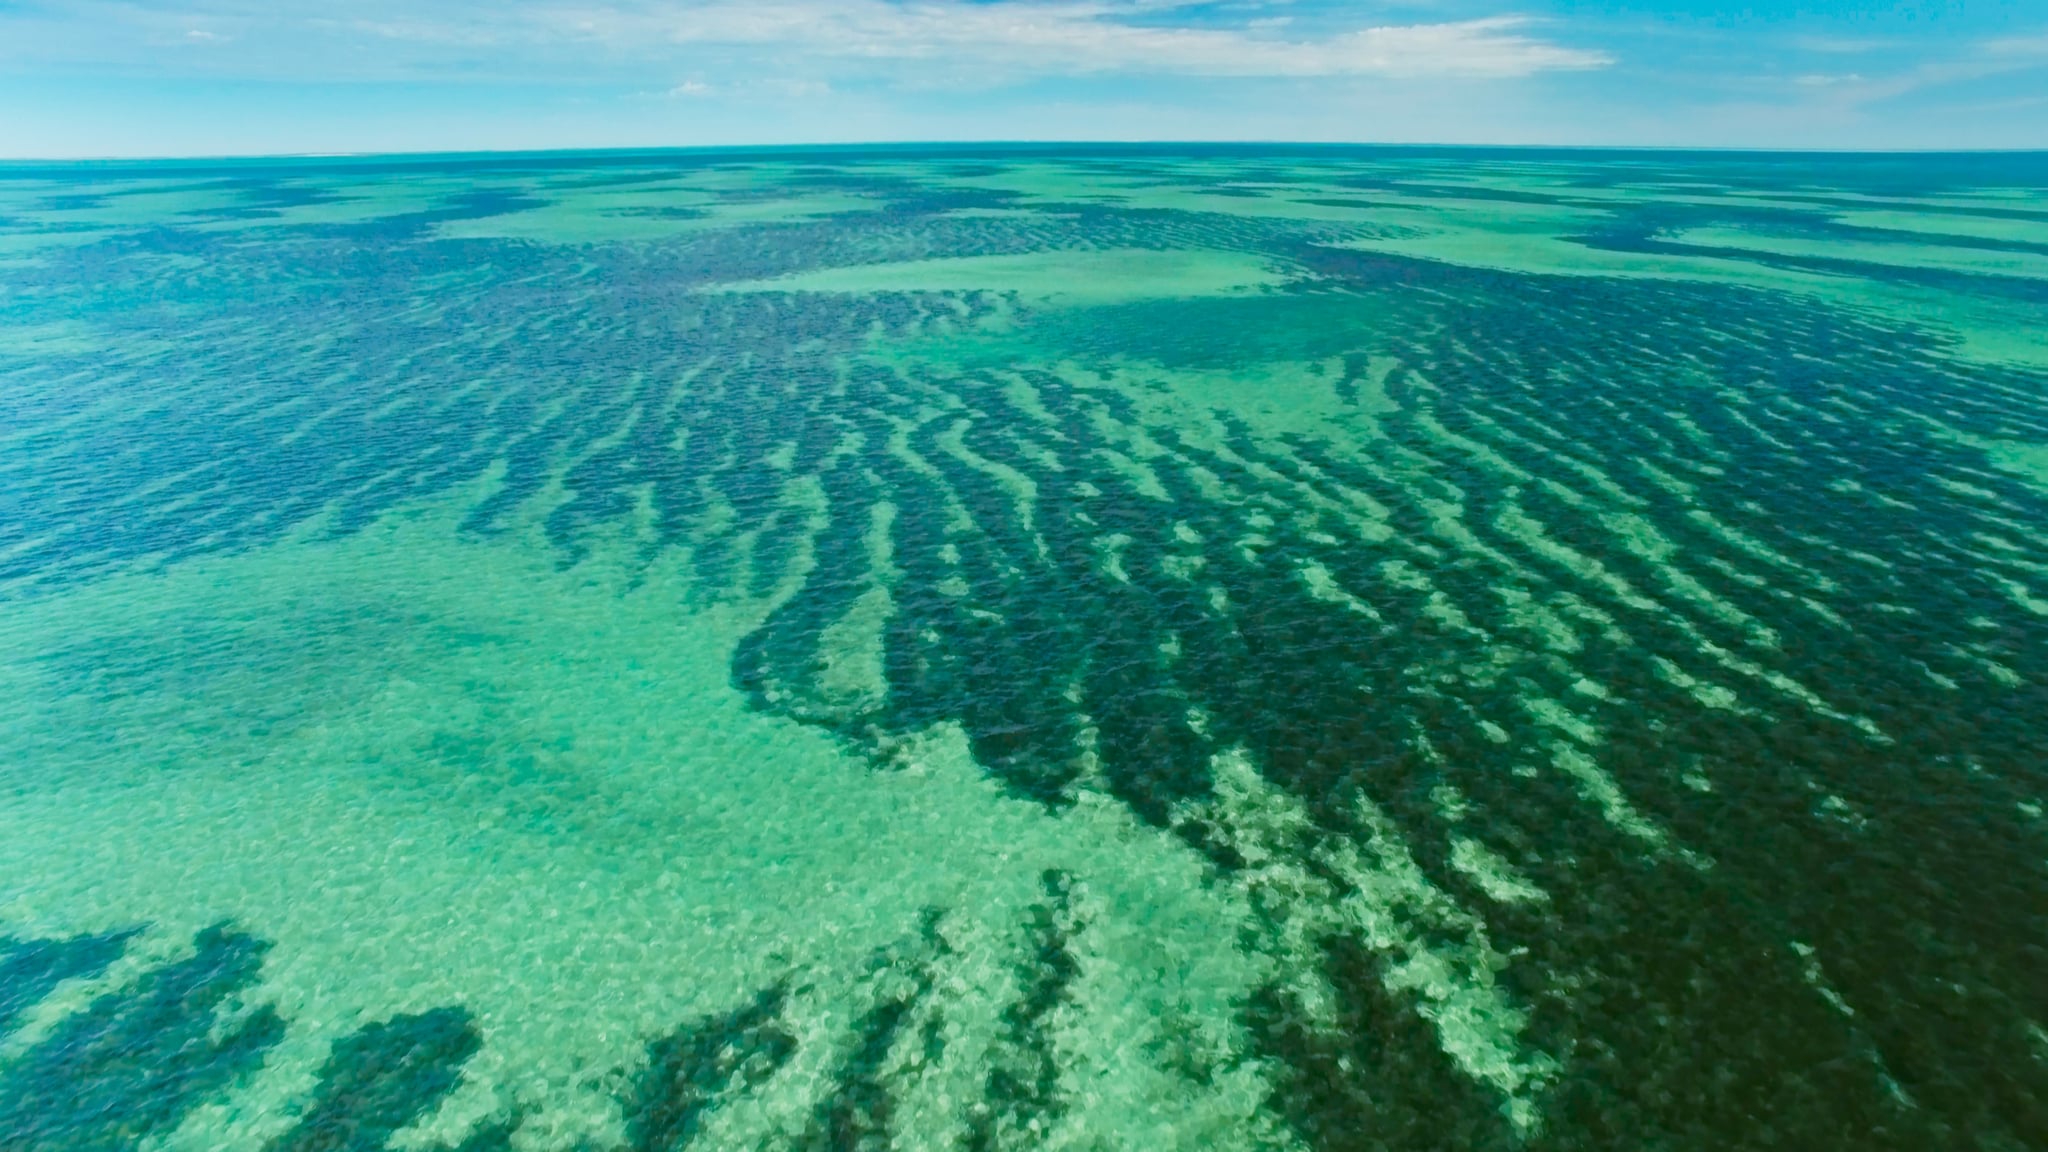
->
[1,1,2044,156]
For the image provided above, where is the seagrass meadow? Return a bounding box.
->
[1,145,2046,1151]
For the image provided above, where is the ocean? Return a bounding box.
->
[1,146,2044,1150]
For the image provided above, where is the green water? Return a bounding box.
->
[1,147,2045,1150]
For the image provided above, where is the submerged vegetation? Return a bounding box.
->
[1,147,2046,1149]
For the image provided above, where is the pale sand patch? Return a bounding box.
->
[714,248,1293,304]
[0,488,1282,1151]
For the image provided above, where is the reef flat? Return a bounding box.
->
[1,146,2045,1150]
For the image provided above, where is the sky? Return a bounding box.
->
[0,1,2045,157]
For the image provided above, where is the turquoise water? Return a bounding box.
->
[1,147,2045,1149]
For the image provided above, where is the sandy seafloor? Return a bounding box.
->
[0,146,2045,1150]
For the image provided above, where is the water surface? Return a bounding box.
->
[2,147,2045,1150]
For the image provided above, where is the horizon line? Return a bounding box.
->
[6,140,2048,168]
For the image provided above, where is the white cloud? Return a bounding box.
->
[1793,73,1864,88]
[0,0,1608,86]
[538,1,1611,80]
[1984,33,2048,58]
[1772,28,2048,112]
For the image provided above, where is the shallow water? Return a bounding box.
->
[1,146,2045,1150]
